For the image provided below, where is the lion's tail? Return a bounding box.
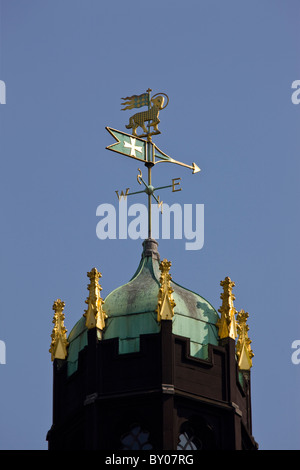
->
[125,117,134,129]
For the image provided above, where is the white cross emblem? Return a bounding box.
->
[123,137,143,158]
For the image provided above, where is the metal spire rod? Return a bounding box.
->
[147,88,152,239]
[147,164,152,238]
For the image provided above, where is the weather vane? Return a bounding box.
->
[105,88,201,239]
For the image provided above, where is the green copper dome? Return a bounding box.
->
[102,240,162,355]
[66,239,219,376]
[103,239,219,357]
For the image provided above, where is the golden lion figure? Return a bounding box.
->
[125,96,165,137]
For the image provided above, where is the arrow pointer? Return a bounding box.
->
[153,144,201,174]
[155,157,201,174]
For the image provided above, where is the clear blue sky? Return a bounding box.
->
[0,0,299,450]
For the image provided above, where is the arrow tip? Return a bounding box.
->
[192,163,201,174]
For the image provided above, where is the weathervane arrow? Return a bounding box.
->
[105,127,200,174]
[152,144,201,174]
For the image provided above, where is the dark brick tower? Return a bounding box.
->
[47,238,257,450]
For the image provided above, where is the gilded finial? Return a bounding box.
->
[84,267,107,330]
[49,299,69,361]
[236,309,254,370]
[216,276,238,340]
[156,259,176,322]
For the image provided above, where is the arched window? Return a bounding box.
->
[177,418,216,450]
[120,424,153,450]
[177,425,202,450]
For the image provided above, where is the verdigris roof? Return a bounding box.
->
[66,239,219,375]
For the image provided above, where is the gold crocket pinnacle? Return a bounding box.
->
[216,276,238,340]
[156,259,176,322]
[236,309,254,370]
[50,299,69,361]
[84,267,107,330]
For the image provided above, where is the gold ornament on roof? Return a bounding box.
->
[49,299,69,361]
[236,309,254,370]
[84,267,107,330]
[122,90,169,139]
[156,259,176,322]
[216,276,238,340]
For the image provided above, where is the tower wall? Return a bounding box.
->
[47,323,257,450]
